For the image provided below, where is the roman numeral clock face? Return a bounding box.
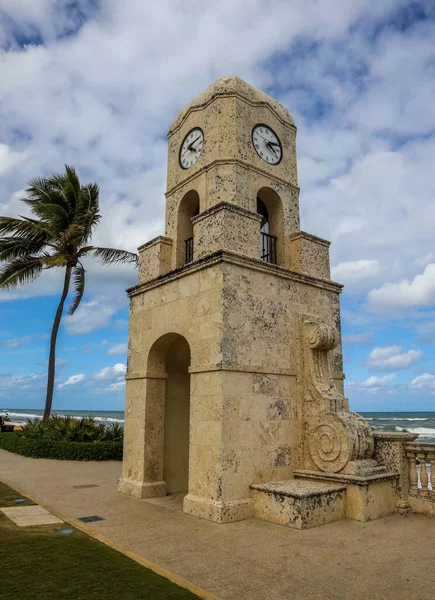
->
[179,127,204,169]
[252,124,282,165]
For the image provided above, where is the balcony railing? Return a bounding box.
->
[185,236,194,264]
[406,443,435,495]
[261,232,277,264]
[405,442,435,500]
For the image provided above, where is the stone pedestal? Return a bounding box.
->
[251,479,346,529]
[294,470,399,522]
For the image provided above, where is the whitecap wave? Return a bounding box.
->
[392,418,428,421]
[0,411,42,420]
[395,426,435,436]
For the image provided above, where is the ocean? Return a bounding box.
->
[1,408,435,441]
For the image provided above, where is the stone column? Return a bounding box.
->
[373,432,419,511]
[118,375,167,499]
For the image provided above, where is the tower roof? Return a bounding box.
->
[168,76,295,134]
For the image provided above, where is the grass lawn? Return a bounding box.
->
[0,482,201,600]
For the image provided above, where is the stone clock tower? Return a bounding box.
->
[119,77,397,528]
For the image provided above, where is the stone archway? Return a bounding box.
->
[147,333,191,494]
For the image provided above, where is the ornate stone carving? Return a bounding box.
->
[303,318,348,415]
[302,317,375,474]
[308,412,374,473]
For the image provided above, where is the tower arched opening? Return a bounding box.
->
[177,190,200,266]
[256,187,284,265]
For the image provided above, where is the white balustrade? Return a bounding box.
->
[405,444,435,495]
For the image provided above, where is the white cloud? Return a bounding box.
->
[107,343,128,356]
[1,336,31,348]
[0,372,45,391]
[58,373,85,388]
[0,144,27,176]
[368,264,435,311]
[93,363,126,381]
[0,1,432,309]
[91,362,126,394]
[62,300,117,334]
[366,345,422,371]
[410,373,435,389]
[332,260,380,285]
[106,381,126,392]
[343,331,374,345]
[360,374,396,387]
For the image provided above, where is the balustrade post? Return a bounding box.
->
[418,452,429,492]
[428,452,435,494]
[407,452,419,493]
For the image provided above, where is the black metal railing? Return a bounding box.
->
[185,236,194,264]
[261,232,277,264]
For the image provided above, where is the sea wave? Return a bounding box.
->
[0,411,124,425]
[395,426,435,435]
[369,417,428,422]
[392,418,428,421]
[0,411,42,420]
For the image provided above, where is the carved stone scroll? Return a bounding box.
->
[302,317,375,474]
[307,412,374,473]
[303,318,348,416]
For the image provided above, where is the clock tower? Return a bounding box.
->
[119,77,391,527]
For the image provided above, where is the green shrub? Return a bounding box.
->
[0,432,123,461]
[21,414,124,443]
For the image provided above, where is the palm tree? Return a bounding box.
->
[0,165,137,421]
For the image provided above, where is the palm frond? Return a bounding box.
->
[92,246,138,266]
[75,183,101,243]
[23,202,71,232]
[0,256,43,289]
[25,178,71,216]
[0,236,46,261]
[0,216,49,239]
[45,165,80,216]
[68,263,85,315]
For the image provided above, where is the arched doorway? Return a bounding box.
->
[147,333,191,494]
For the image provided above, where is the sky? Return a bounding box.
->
[1,0,435,413]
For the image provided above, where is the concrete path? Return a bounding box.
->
[1,449,434,600]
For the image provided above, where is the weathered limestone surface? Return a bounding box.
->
[251,479,346,529]
[289,231,331,280]
[374,431,419,511]
[294,470,399,522]
[120,252,345,521]
[119,75,396,527]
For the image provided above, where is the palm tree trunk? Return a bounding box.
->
[43,266,72,422]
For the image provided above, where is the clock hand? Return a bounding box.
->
[258,135,280,149]
[188,136,201,150]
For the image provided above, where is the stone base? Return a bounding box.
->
[183,494,253,523]
[408,493,435,517]
[117,477,167,499]
[250,480,346,529]
[294,469,399,522]
[341,459,387,477]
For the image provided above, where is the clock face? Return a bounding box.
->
[252,124,282,165]
[179,127,204,169]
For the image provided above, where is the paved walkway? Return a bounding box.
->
[1,449,434,600]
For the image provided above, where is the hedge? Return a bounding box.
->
[0,433,123,461]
